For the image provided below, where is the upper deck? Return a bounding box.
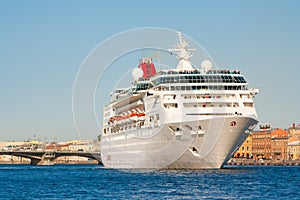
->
[150,69,246,85]
[110,69,250,103]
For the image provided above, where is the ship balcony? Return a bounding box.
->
[181,95,238,102]
[183,102,240,109]
[183,107,244,117]
[182,98,230,103]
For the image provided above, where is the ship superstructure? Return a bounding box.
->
[101,32,259,169]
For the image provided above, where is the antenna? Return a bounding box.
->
[168,32,196,70]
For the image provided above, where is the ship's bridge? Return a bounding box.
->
[133,81,154,93]
[149,69,247,86]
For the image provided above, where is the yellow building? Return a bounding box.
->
[287,136,300,160]
[234,134,253,159]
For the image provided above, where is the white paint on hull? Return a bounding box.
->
[101,116,257,169]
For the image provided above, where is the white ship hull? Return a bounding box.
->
[101,116,257,169]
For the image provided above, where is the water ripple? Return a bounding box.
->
[0,165,299,199]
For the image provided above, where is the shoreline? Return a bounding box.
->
[1,160,300,167]
[227,159,300,166]
[0,160,99,165]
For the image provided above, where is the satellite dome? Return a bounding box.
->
[132,68,144,80]
[201,60,213,71]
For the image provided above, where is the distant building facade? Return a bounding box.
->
[288,123,300,137]
[234,134,253,158]
[270,129,289,161]
[252,124,272,160]
[287,123,300,161]
[237,124,292,162]
[0,140,100,164]
[287,136,300,160]
[0,141,41,163]
[56,140,100,163]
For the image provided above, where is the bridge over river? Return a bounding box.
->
[0,150,102,165]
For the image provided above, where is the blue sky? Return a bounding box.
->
[0,0,299,141]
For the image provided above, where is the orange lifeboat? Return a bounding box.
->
[115,116,125,124]
[130,113,139,121]
[138,113,146,120]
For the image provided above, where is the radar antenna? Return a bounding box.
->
[168,32,196,70]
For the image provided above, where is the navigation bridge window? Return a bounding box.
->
[152,75,246,85]
[133,82,154,92]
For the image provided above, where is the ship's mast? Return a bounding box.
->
[168,32,196,70]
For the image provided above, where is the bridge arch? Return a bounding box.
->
[0,151,102,165]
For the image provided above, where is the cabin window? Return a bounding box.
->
[164,103,178,108]
[243,102,254,107]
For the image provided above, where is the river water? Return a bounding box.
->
[0,164,299,199]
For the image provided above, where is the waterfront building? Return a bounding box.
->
[270,129,288,161]
[287,136,300,160]
[288,123,300,137]
[57,144,69,151]
[45,143,57,150]
[233,134,253,158]
[56,141,99,163]
[252,124,272,160]
[0,141,39,163]
[67,140,99,152]
[0,140,100,164]
[0,154,30,163]
[0,141,43,151]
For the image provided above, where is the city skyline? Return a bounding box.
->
[1,0,300,141]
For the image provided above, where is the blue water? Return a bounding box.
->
[0,165,299,199]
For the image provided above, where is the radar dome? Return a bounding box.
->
[201,60,213,71]
[132,68,144,80]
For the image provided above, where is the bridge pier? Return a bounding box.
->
[30,158,55,166]
[30,152,56,165]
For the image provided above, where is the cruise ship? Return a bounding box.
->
[100,32,259,169]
